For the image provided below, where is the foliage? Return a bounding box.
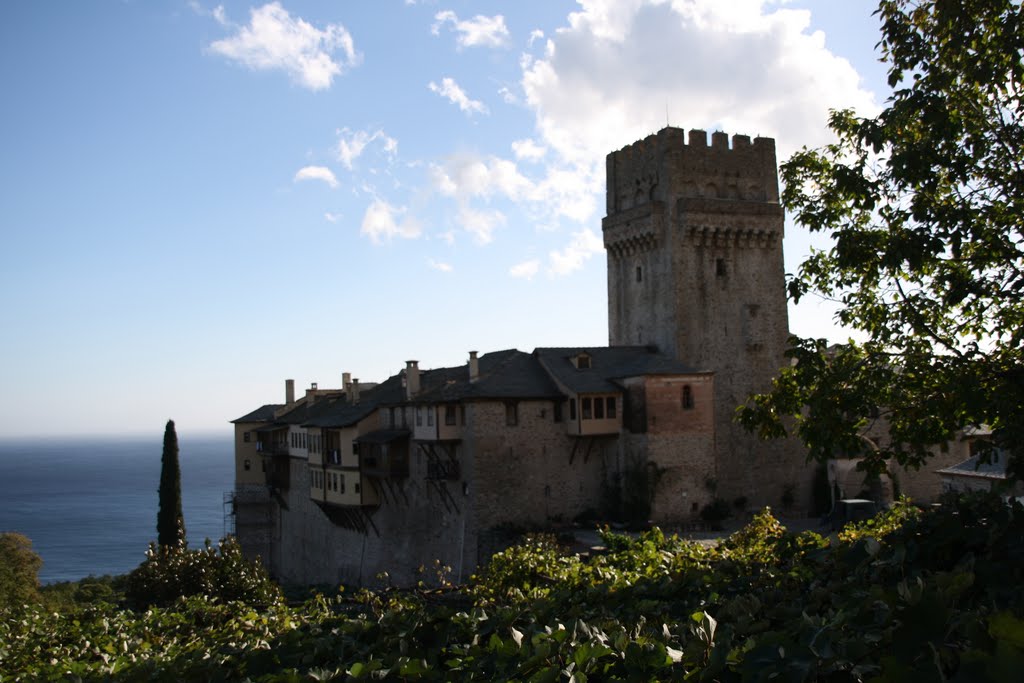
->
[124,537,282,610]
[0,532,42,610]
[4,495,1024,680]
[737,0,1024,478]
[157,419,186,549]
[40,574,127,610]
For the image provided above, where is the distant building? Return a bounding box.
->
[228,127,821,586]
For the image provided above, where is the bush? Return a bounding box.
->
[0,532,42,609]
[124,537,281,609]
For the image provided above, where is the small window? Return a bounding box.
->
[505,401,519,426]
[570,398,577,420]
[390,407,396,428]
[582,397,592,419]
[682,385,694,410]
[244,458,251,471]
[352,441,359,455]
[243,431,251,443]
[445,405,457,426]
[354,482,360,494]
[716,258,727,277]
[594,396,605,419]
[427,408,434,426]
[607,396,616,419]
[416,407,423,426]
[636,265,643,282]
[576,354,591,369]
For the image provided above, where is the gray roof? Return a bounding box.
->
[412,349,563,403]
[534,346,705,394]
[937,451,1010,480]
[303,374,406,428]
[231,404,283,424]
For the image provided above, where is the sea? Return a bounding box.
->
[0,434,234,584]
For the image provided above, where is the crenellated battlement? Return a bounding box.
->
[606,126,780,217]
[609,126,774,160]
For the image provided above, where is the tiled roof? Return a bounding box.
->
[231,404,283,423]
[411,349,563,402]
[534,346,705,394]
[937,451,1010,480]
[303,374,405,428]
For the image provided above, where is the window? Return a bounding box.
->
[636,265,643,282]
[582,397,592,419]
[244,431,251,443]
[682,385,694,410]
[339,475,345,494]
[390,407,396,428]
[576,354,591,369]
[570,398,577,420]
[427,408,434,426]
[505,401,519,426]
[595,396,604,419]
[716,258,727,277]
[445,405,457,426]
[354,482,360,494]
[416,407,423,426]
[244,458,251,471]
[607,396,617,419]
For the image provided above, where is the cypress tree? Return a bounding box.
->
[157,419,186,549]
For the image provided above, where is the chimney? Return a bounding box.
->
[468,351,479,383]
[285,379,295,404]
[342,372,351,393]
[351,378,360,404]
[406,360,420,399]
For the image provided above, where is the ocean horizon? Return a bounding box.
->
[0,434,234,584]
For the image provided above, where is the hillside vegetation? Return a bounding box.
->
[2,495,1023,681]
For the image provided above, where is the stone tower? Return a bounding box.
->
[603,127,807,507]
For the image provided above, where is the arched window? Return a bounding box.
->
[682,385,694,410]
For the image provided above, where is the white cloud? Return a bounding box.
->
[527,29,545,47]
[293,165,338,188]
[208,2,359,91]
[360,199,422,244]
[548,229,604,276]
[511,138,547,162]
[520,0,877,170]
[509,259,540,280]
[324,212,343,223]
[457,205,506,244]
[429,154,531,200]
[428,259,453,272]
[432,11,509,48]
[428,78,488,115]
[498,86,518,105]
[336,128,398,169]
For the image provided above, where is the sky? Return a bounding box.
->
[0,0,888,438]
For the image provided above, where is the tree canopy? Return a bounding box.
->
[738,0,1024,477]
[157,419,185,549]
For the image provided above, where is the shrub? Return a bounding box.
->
[124,537,281,609]
[0,532,42,609]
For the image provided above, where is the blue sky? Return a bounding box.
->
[0,0,886,437]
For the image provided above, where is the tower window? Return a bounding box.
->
[682,385,695,410]
[636,265,643,282]
[716,258,727,277]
